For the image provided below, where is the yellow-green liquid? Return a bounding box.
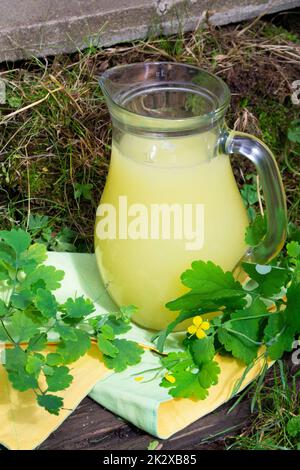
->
[95,133,249,330]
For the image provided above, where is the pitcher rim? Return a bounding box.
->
[99,62,231,132]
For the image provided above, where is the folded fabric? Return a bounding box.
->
[0,252,267,450]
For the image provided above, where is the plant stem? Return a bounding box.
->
[0,318,17,345]
[224,327,263,346]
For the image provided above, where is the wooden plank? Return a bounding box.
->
[39,396,251,450]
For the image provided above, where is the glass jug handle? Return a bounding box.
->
[219,129,287,265]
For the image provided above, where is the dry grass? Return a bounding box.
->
[0,15,299,251]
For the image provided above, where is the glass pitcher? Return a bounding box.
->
[95,62,287,331]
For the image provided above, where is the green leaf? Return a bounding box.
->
[286,283,300,334]
[242,263,289,297]
[166,290,248,312]
[56,329,91,364]
[166,261,246,312]
[288,119,300,143]
[45,365,73,392]
[190,335,215,366]
[43,365,54,375]
[10,289,33,309]
[0,229,31,256]
[26,354,44,376]
[63,296,95,319]
[218,299,267,365]
[287,416,300,437]
[27,214,49,232]
[198,361,220,388]
[104,315,131,335]
[74,182,93,201]
[53,227,77,252]
[46,353,63,366]
[34,288,58,319]
[161,351,193,371]
[287,241,300,259]
[179,261,245,300]
[0,264,9,281]
[0,242,15,266]
[20,243,48,274]
[37,394,64,415]
[5,345,27,369]
[103,339,144,372]
[5,347,38,391]
[97,334,119,357]
[0,299,8,318]
[27,333,47,352]
[27,243,48,265]
[241,183,259,206]
[8,369,38,391]
[100,324,115,340]
[10,311,39,342]
[54,324,77,342]
[245,215,267,247]
[24,265,64,291]
[119,305,138,321]
[148,440,159,450]
[264,312,294,360]
[161,370,208,400]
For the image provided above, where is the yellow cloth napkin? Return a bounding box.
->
[0,345,111,450]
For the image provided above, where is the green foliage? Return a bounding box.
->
[74,183,93,201]
[45,366,73,392]
[263,312,294,360]
[101,339,144,372]
[166,261,246,312]
[27,215,77,253]
[242,263,289,297]
[227,362,300,450]
[147,440,160,450]
[56,329,91,363]
[160,349,220,400]
[287,417,300,438]
[240,175,260,221]
[1,220,299,412]
[156,225,300,401]
[245,214,267,246]
[0,229,144,415]
[288,119,300,144]
[37,394,64,415]
[261,23,300,43]
[218,299,266,365]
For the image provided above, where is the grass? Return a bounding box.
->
[225,361,300,450]
[0,15,299,252]
[0,12,299,450]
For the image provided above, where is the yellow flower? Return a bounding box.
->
[164,373,176,384]
[134,376,144,382]
[187,315,210,339]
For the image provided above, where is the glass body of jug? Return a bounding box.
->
[95,63,287,331]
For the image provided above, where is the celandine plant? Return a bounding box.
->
[0,229,143,414]
[0,223,299,414]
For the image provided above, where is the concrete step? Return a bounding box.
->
[0,0,300,62]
